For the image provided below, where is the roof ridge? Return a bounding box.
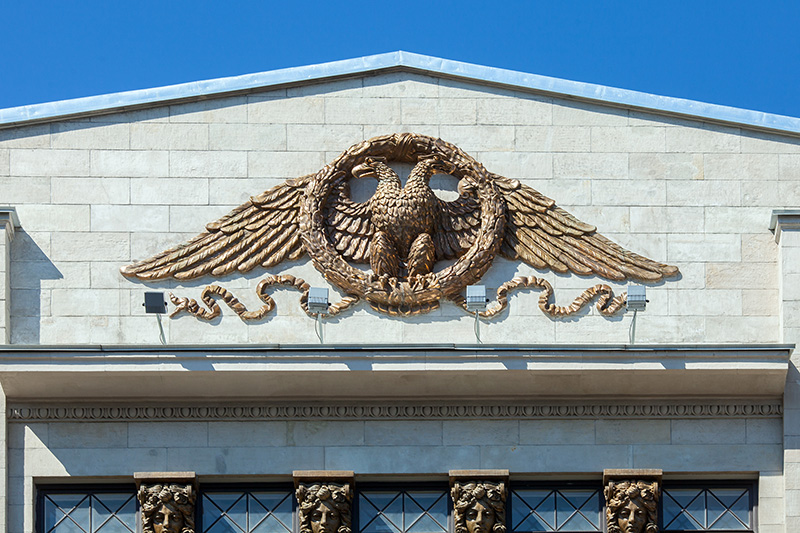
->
[1,51,799,135]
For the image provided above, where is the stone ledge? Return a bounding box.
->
[603,469,662,484]
[293,470,354,487]
[134,471,196,483]
[0,207,19,242]
[0,344,791,400]
[449,469,509,484]
[770,209,800,244]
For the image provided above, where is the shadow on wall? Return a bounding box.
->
[9,229,62,343]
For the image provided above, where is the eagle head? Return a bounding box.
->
[413,155,456,182]
[352,156,389,180]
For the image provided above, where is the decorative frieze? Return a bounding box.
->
[8,400,782,422]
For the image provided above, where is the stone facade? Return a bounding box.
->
[3,72,799,345]
[0,55,798,533]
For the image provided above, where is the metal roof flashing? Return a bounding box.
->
[1,51,800,136]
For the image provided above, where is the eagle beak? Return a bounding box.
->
[352,161,376,179]
[352,156,388,179]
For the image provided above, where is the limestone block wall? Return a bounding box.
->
[7,415,784,533]
[2,72,799,345]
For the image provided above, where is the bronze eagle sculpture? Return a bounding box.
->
[121,133,678,317]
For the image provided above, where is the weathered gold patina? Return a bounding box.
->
[605,479,660,533]
[452,481,507,533]
[121,133,678,318]
[296,483,352,533]
[139,484,195,533]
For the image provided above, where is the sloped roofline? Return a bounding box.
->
[2,50,799,135]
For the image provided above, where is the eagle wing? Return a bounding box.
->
[322,175,375,263]
[120,176,310,280]
[496,177,678,282]
[432,194,482,260]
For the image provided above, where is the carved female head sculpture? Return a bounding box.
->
[139,484,196,533]
[452,482,506,533]
[296,483,352,533]
[604,481,659,533]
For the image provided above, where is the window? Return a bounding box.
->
[37,480,756,533]
[661,484,754,532]
[510,485,602,532]
[201,488,295,533]
[39,488,137,533]
[358,487,449,533]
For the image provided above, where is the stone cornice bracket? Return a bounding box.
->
[0,207,19,243]
[769,209,800,244]
[449,469,509,485]
[293,470,355,488]
[294,471,354,533]
[135,472,197,533]
[450,470,509,533]
[603,469,662,533]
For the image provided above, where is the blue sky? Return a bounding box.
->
[2,1,799,117]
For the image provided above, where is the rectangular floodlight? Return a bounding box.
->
[143,292,167,314]
[307,287,330,314]
[626,285,647,311]
[466,285,488,311]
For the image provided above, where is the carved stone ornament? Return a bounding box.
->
[138,483,196,533]
[452,481,507,533]
[296,483,353,533]
[8,399,782,422]
[604,480,659,533]
[121,133,679,318]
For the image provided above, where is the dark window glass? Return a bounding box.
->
[358,490,448,533]
[511,488,602,532]
[661,486,753,532]
[40,490,137,533]
[201,490,294,533]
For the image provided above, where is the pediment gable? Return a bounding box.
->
[1,52,799,137]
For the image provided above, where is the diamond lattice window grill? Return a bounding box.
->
[42,492,137,533]
[358,491,449,533]
[662,488,751,531]
[511,489,601,532]
[202,491,294,533]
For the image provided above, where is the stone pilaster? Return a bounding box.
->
[0,209,18,344]
[134,472,197,533]
[603,469,662,533]
[0,383,6,533]
[771,210,800,533]
[294,471,354,533]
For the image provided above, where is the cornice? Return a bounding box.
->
[0,345,789,401]
[0,207,19,242]
[1,51,799,136]
[770,209,800,244]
